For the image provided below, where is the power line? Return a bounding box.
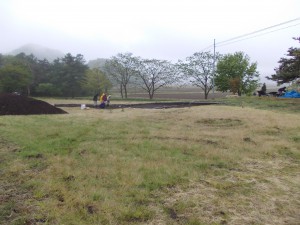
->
[199,17,300,53]
[216,22,300,47]
[216,17,300,46]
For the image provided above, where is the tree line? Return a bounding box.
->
[0,37,298,99]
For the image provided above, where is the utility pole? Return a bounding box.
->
[212,39,216,98]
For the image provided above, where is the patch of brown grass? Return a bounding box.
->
[0,104,299,224]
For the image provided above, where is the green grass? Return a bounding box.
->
[221,96,300,113]
[0,97,300,224]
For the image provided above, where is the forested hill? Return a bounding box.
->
[87,58,108,69]
[9,43,64,61]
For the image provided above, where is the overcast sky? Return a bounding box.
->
[1,0,299,84]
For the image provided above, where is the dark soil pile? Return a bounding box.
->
[0,93,67,115]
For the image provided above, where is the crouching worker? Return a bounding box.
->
[99,93,107,109]
[277,87,286,96]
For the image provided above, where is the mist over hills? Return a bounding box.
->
[8,44,109,68]
[9,43,65,61]
[87,58,108,69]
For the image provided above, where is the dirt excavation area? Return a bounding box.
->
[0,93,220,116]
[55,101,220,110]
[0,93,67,115]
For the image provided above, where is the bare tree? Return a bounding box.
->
[136,59,178,99]
[104,52,138,99]
[178,51,220,99]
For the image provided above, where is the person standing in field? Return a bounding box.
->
[93,93,99,107]
[106,95,111,107]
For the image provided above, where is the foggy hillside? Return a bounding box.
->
[9,43,64,61]
[87,58,108,70]
[9,44,110,71]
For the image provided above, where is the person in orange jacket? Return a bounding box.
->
[99,93,107,109]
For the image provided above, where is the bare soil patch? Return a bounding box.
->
[54,101,221,109]
[0,93,67,115]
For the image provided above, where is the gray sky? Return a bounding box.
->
[1,0,299,84]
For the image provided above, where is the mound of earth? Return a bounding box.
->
[0,93,67,115]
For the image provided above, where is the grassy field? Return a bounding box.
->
[0,96,299,224]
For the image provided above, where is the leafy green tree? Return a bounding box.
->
[229,77,241,95]
[0,53,90,97]
[104,53,138,99]
[81,68,112,95]
[215,52,259,96]
[62,53,88,97]
[136,58,178,99]
[0,54,36,95]
[36,83,62,96]
[29,59,52,95]
[46,58,64,96]
[5,53,53,96]
[14,53,42,96]
[0,54,4,67]
[0,63,32,94]
[50,53,88,98]
[177,52,220,99]
[266,37,300,85]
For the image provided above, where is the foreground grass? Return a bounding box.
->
[0,101,300,224]
[221,96,300,113]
